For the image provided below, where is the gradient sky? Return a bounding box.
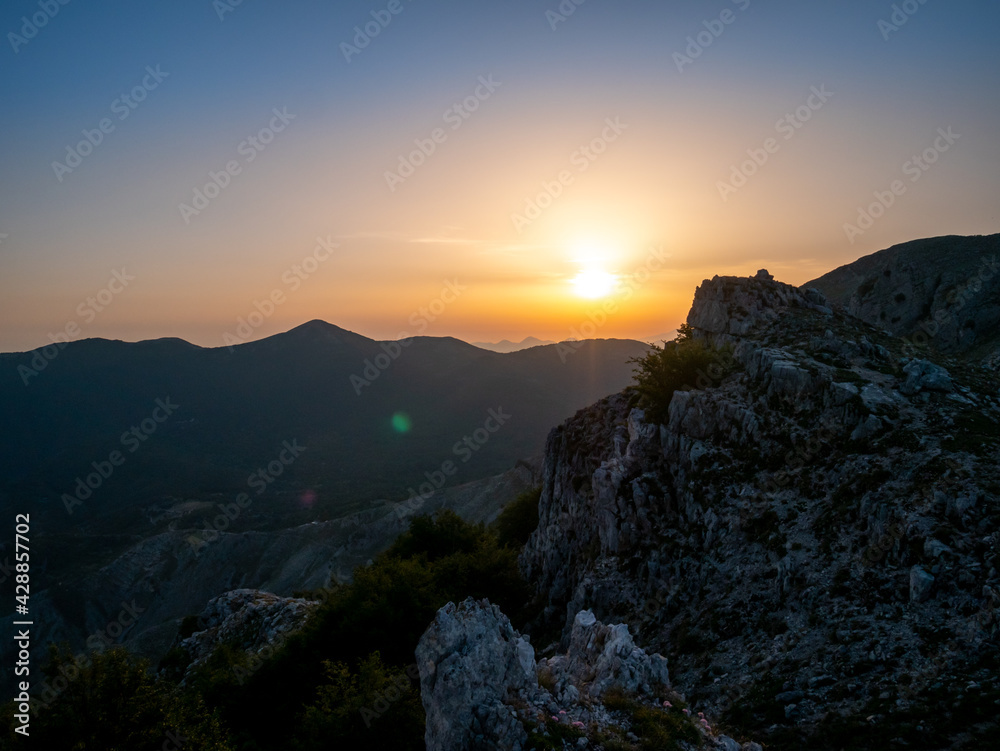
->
[1,0,998,352]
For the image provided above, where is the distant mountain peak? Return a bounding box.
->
[472,336,555,353]
[287,319,352,335]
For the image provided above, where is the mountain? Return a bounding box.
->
[507,270,1000,749]
[0,323,649,668]
[13,242,1000,749]
[0,322,648,536]
[808,233,1000,365]
[471,336,555,353]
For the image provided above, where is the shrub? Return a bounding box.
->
[492,486,542,547]
[629,324,735,424]
[190,509,533,750]
[293,653,424,751]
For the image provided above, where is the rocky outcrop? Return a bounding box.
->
[687,269,833,343]
[899,358,953,394]
[521,270,1000,747]
[418,598,759,750]
[417,599,537,751]
[173,589,316,679]
[538,610,669,703]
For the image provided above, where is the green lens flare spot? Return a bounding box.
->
[391,412,412,433]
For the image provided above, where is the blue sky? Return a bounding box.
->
[1,0,998,350]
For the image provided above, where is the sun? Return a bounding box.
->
[571,268,618,299]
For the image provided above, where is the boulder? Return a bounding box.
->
[900,359,953,395]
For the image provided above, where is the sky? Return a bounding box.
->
[1,0,998,352]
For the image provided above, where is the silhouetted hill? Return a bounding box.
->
[471,336,555,353]
[0,325,649,549]
[807,233,1000,364]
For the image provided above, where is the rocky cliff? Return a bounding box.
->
[516,270,1000,748]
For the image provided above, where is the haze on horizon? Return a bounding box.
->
[1,0,998,354]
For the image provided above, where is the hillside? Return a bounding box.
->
[0,323,646,672]
[808,234,1000,365]
[0,323,646,538]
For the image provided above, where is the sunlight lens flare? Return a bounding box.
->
[391,412,412,433]
[571,268,618,299]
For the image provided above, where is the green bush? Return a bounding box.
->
[629,324,735,424]
[12,510,536,751]
[387,509,483,561]
[492,486,541,547]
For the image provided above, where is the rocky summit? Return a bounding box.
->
[485,269,998,748]
[142,266,1000,749]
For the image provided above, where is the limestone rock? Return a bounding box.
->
[417,598,535,751]
[520,267,1000,746]
[538,610,669,701]
[418,599,744,750]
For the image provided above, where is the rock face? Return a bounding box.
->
[417,598,756,750]
[687,271,834,341]
[521,270,1000,747]
[417,599,537,751]
[808,233,1000,361]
